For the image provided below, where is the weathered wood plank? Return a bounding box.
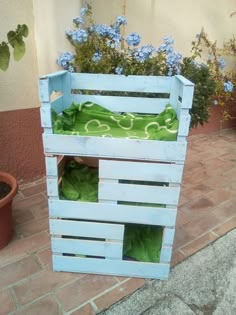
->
[49,219,124,240]
[71,94,170,114]
[99,160,184,183]
[52,255,170,279]
[43,134,187,162]
[71,73,172,93]
[51,237,123,259]
[99,182,180,205]
[49,200,177,226]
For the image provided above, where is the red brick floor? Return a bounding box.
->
[1,129,236,314]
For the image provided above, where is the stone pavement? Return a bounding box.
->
[0,129,236,314]
[99,228,236,315]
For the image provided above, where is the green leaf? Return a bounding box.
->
[21,24,29,37]
[0,42,10,71]
[13,39,25,61]
[7,30,16,48]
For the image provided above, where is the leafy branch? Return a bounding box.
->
[0,24,29,71]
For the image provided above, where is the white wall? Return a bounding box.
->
[33,0,81,76]
[0,0,39,111]
[0,0,81,111]
[91,0,236,56]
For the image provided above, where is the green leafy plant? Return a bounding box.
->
[190,29,235,122]
[0,24,29,71]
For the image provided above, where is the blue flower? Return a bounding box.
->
[224,81,234,92]
[80,7,88,16]
[107,27,122,47]
[116,16,127,26]
[73,16,84,25]
[115,66,123,75]
[156,36,174,54]
[92,51,103,63]
[133,50,146,62]
[166,51,182,76]
[93,24,110,36]
[57,52,74,69]
[218,58,226,70]
[71,29,88,43]
[126,32,141,46]
[140,45,155,59]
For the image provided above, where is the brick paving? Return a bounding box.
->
[0,129,236,314]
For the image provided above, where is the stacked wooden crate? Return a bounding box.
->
[39,71,194,279]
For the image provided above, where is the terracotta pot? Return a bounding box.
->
[0,171,18,249]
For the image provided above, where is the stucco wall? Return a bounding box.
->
[91,0,236,56]
[33,0,81,76]
[0,0,39,112]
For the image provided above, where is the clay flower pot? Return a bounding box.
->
[0,171,18,249]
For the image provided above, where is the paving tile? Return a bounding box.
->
[70,303,96,315]
[13,269,79,305]
[176,209,192,227]
[56,274,118,312]
[181,213,222,238]
[0,232,50,267]
[0,256,41,290]
[212,217,236,236]
[180,196,215,218]
[210,197,236,221]
[30,201,48,219]
[182,169,209,186]
[11,295,62,315]
[37,247,52,266]
[0,289,16,315]
[95,278,145,312]
[15,217,49,238]
[171,250,186,267]
[182,183,213,202]
[13,208,36,226]
[173,227,194,249]
[13,193,46,211]
[203,174,232,189]
[206,188,236,206]
[178,193,188,207]
[181,232,218,257]
[20,182,47,197]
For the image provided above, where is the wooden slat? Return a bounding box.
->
[40,103,52,128]
[46,178,59,197]
[71,94,170,114]
[45,156,58,177]
[71,73,172,93]
[99,160,184,183]
[52,255,170,279]
[178,109,191,137]
[160,246,172,263]
[49,219,124,240]
[42,134,187,162]
[163,228,175,245]
[49,200,177,226]
[51,237,123,259]
[99,182,180,205]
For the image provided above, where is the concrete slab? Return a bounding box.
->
[98,228,236,315]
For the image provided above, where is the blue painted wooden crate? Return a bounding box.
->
[39,71,194,279]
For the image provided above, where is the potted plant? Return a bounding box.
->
[0,23,28,248]
[56,3,219,129]
[0,172,18,249]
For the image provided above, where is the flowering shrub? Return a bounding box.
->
[190,29,235,121]
[57,4,231,128]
